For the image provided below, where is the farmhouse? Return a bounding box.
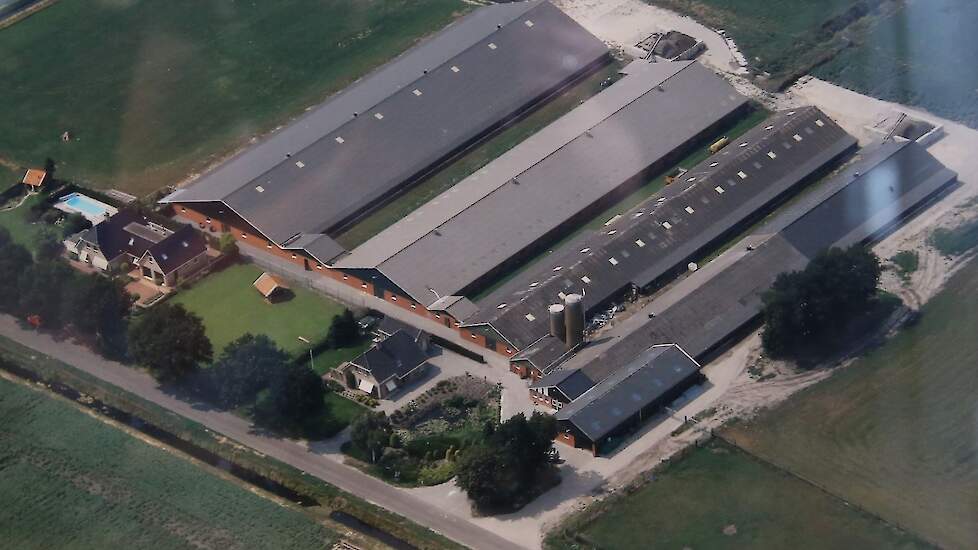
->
[332,330,431,399]
[65,209,208,287]
[163,0,609,262]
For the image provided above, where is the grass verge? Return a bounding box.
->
[928,217,978,257]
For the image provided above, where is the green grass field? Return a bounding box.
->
[172,263,345,357]
[335,61,624,249]
[0,376,336,550]
[0,0,465,195]
[547,439,928,550]
[725,258,978,550]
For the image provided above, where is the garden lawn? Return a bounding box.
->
[172,263,343,356]
[310,340,371,376]
[547,439,930,550]
[0,0,465,195]
[0,376,336,550]
[0,192,55,254]
[325,392,368,427]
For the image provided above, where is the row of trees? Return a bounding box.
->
[761,245,883,359]
[0,227,131,355]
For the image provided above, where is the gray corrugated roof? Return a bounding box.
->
[163,1,540,206]
[555,344,699,442]
[337,60,691,269]
[473,107,856,351]
[163,1,608,245]
[540,140,956,400]
[283,234,345,265]
[349,62,747,305]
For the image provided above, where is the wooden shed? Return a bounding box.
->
[253,272,290,303]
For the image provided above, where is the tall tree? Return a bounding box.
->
[62,274,129,334]
[252,362,325,430]
[61,213,92,238]
[18,260,74,329]
[209,334,289,409]
[0,234,32,313]
[128,303,212,382]
[761,245,882,358]
[349,412,393,462]
[326,309,359,348]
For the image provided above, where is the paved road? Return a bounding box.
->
[0,316,524,550]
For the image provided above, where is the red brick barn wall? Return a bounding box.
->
[175,205,517,359]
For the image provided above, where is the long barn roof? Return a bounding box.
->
[475,107,856,351]
[339,61,748,304]
[162,0,608,246]
[535,140,957,399]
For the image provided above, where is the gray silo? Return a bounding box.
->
[564,293,585,348]
[548,304,566,341]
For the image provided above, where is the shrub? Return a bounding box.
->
[418,461,456,486]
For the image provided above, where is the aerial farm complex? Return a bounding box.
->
[163,0,957,455]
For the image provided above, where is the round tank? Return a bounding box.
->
[563,294,585,349]
[548,304,566,341]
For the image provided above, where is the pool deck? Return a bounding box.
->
[53,193,119,224]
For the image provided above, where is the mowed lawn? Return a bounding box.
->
[0,0,465,195]
[0,376,336,549]
[725,258,978,550]
[0,192,53,254]
[172,263,342,356]
[548,439,930,550]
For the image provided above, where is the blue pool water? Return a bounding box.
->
[61,193,113,218]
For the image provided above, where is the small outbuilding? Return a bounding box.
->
[22,169,48,191]
[253,272,290,302]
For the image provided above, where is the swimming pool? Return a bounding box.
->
[55,192,119,223]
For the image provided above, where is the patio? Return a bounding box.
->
[125,271,171,308]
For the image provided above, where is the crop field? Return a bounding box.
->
[725,258,978,549]
[814,0,978,129]
[0,376,336,550]
[648,0,868,85]
[546,439,928,550]
[0,0,465,195]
